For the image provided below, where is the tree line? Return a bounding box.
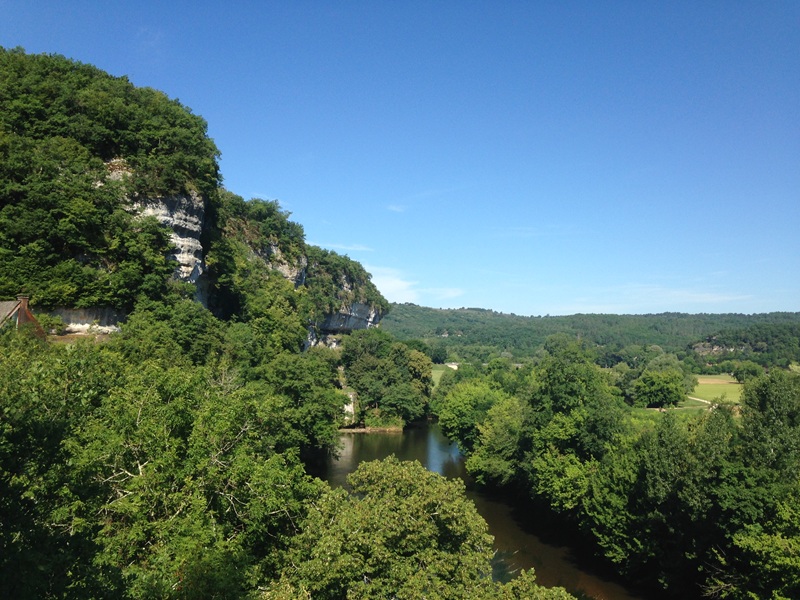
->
[382,303,800,368]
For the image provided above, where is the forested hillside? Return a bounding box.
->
[0,48,573,599]
[382,303,800,368]
[0,47,217,309]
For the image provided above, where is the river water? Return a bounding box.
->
[313,422,644,600]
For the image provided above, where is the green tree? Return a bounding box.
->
[627,412,698,591]
[492,569,575,599]
[582,444,640,572]
[280,457,575,600]
[466,395,530,486]
[259,349,346,451]
[342,329,431,425]
[0,335,124,598]
[438,379,510,453]
[631,369,685,408]
[529,337,617,416]
[708,484,800,600]
[732,360,764,384]
[740,370,800,476]
[429,341,448,364]
[284,457,488,599]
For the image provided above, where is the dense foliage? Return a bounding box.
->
[0,320,575,599]
[434,338,800,599]
[340,328,433,426]
[0,47,220,196]
[267,457,574,599]
[0,308,330,598]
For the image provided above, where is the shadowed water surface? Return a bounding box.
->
[314,422,644,600]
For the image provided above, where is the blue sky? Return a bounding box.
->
[3,1,798,315]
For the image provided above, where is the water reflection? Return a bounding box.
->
[316,422,643,600]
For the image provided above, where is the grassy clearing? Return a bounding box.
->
[431,364,449,389]
[693,374,743,403]
[681,397,711,409]
[630,397,711,422]
[629,408,662,431]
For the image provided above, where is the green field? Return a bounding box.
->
[692,375,743,404]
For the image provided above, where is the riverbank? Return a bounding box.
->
[338,426,403,433]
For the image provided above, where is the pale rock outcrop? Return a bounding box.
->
[135,193,206,283]
[50,307,126,334]
[306,302,384,349]
[106,159,207,285]
[255,243,307,288]
[318,302,382,332]
[307,270,385,346]
[102,160,382,334]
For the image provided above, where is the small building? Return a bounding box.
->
[0,295,46,339]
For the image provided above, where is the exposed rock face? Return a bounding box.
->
[318,302,383,333]
[306,303,384,349]
[107,158,207,285]
[105,160,383,335]
[50,307,126,334]
[255,244,307,288]
[135,193,206,283]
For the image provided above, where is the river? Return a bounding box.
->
[312,422,644,600]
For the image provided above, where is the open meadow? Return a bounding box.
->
[692,374,743,404]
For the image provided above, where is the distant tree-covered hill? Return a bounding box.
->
[381,303,800,366]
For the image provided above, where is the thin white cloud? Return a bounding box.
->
[620,283,751,305]
[387,204,407,213]
[367,266,419,303]
[135,27,165,53]
[423,287,464,301]
[554,283,753,315]
[366,265,465,305]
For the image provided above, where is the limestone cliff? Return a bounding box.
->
[134,193,207,284]
[303,246,388,336]
[103,158,383,338]
[317,302,383,332]
[0,51,387,333]
[108,158,208,286]
[213,194,387,336]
